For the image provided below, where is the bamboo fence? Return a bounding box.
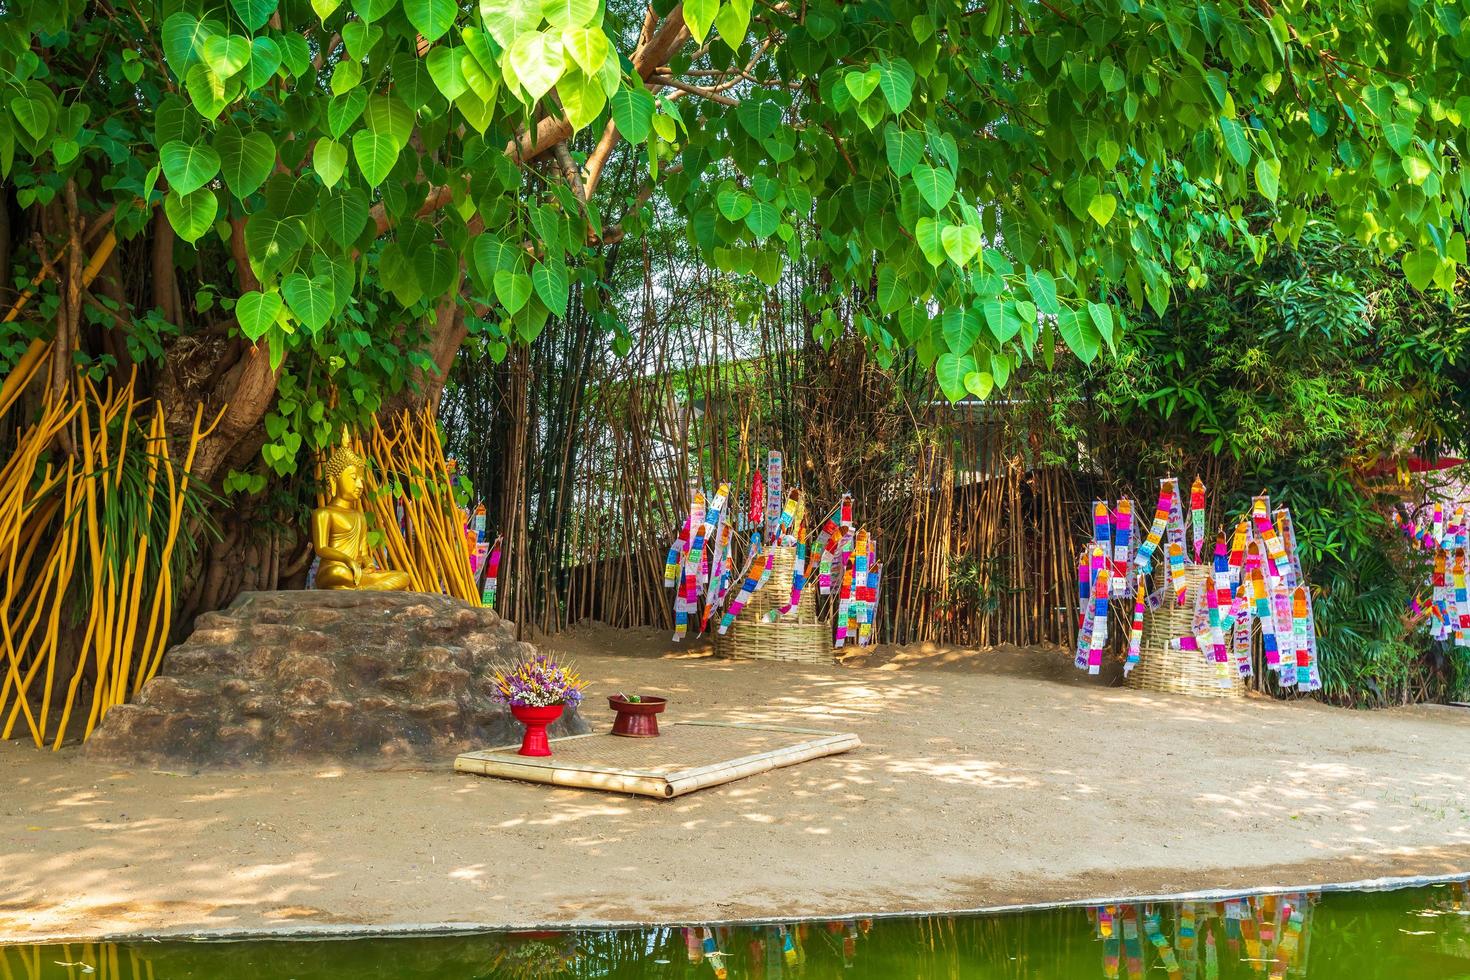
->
[441,253,1090,647]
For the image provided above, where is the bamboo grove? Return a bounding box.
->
[442,248,1090,651]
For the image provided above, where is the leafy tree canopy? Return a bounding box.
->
[5,0,1470,471]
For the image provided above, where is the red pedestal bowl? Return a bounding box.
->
[510,703,565,756]
[608,695,667,737]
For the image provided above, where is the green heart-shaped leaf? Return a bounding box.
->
[713,0,752,49]
[426,46,468,100]
[542,0,597,29]
[162,12,213,76]
[940,223,981,267]
[352,130,399,186]
[990,351,1010,389]
[1025,268,1059,316]
[1254,156,1280,202]
[1218,116,1250,167]
[1087,193,1117,227]
[479,0,540,46]
[161,138,221,195]
[556,69,603,131]
[243,214,305,277]
[964,369,994,399]
[352,0,396,22]
[1087,301,1116,352]
[364,94,414,147]
[184,63,229,118]
[1063,175,1099,221]
[458,43,499,103]
[935,352,976,402]
[282,273,334,333]
[405,0,457,40]
[562,27,610,76]
[941,306,981,354]
[213,127,275,198]
[164,186,218,243]
[313,137,347,189]
[875,59,914,113]
[883,124,923,177]
[331,57,363,95]
[1402,247,1439,291]
[328,89,368,138]
[379,243,423,307]
[844,68,880,103]
[203,34,252,79]
[236,289,285,341]
[229,0,278,31]
[1056,307,1100,364]
[744,200,780,240]
[717,187,752,221]
[342,20,383,58]
[531,260,569,317]
[611,85,655,143]
[684,0,717,42]
[493,268,532,314]
[876,265,904,315]
[983,299,1022,344]
[737,98,781,139]
[505,29,564,102]
[323,187,369,248]
[9,96,52,142]
[414,246,457,298]
[915,216,945,267]
[912,164,955,211]
[243,37,282,90]
[761,135,795,163]
[456,91,496,133]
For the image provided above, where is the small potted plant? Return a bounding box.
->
[608,691,668,737]
[490,651,587,756]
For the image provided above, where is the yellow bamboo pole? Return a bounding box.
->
[1,469,75,738]
[35,473,81,742]
[52,380,109,745]
[137,402,223,690]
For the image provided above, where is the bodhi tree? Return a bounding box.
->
[2,0,1469,605]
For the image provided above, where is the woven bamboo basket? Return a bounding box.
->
[713,544,834,664]
[1126,562,1246,699]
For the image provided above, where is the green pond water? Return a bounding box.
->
[8,880,1470,979]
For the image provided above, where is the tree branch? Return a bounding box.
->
[646,75,740,106]
[583,5,692,200]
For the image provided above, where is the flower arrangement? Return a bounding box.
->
[489,651,586,708]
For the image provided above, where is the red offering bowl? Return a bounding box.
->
[510,703,565,756]
[608,695,667,737]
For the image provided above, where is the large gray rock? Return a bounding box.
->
[83,590,588,768]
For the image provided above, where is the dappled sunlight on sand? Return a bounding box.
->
[6,626,1470,942]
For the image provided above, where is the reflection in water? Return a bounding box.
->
[1088,894,1317,978]
[3,881,1470,978]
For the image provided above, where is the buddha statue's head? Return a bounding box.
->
[323,429,366,504]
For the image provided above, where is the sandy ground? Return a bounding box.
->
[4,624,1470,944]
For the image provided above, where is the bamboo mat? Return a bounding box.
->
[454,721,860,799]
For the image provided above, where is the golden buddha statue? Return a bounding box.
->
[311,430,412,591]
